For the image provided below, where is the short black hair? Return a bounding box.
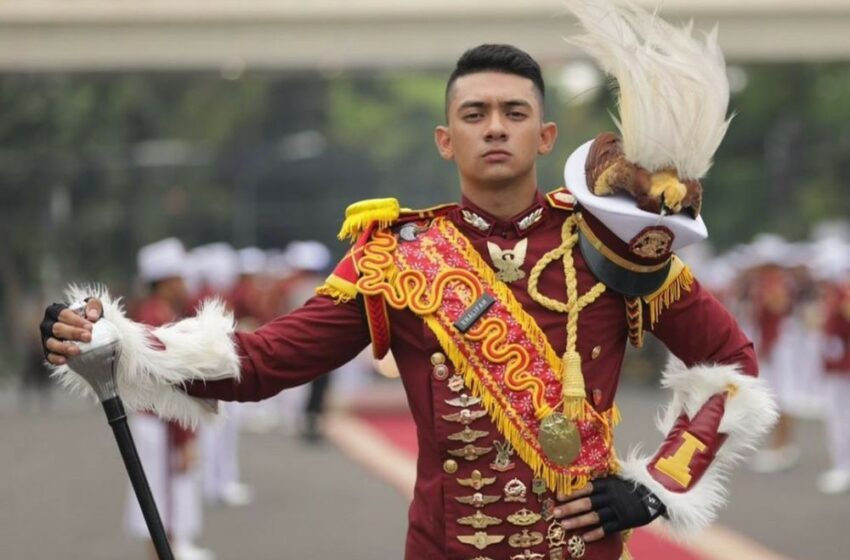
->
[445,44,545,112]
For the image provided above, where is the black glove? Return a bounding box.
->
[39,303,68,358]
[588,476,666,535]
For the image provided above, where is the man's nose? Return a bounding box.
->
[484,114,508,141]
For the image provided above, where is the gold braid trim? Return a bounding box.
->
[643,256,694,328]
[527,215,607,420]
[625,297,644,348]
[422,307,623,494]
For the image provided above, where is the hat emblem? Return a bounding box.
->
[630,226,674,259]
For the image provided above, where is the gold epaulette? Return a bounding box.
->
[337,198,401,242]
[337,198,458,242]
[642,255,695,328]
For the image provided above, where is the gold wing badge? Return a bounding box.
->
[487,239,528,283]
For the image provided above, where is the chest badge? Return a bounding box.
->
[488,239,528,284]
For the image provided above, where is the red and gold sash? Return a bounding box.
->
[355,217,618,493]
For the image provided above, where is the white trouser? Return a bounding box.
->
[824,375,850,471]
[124,414,202,542]
[201,401,242,500]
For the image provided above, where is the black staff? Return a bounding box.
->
[67,318,175,560]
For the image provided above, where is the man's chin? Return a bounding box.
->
[474,169,524,188]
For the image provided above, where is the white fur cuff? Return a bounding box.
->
[50,285,240,428]
[618,358,778,535]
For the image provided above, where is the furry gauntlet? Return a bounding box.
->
[49,285,240,428]
[618,358,778,534]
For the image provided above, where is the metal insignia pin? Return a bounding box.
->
[448,374,465,392]
[507,529,544,548]
[442,409,487,425]
[531,478,547,501]
[491,439,516,472]
[503,478,527,503]
[546,520,567,548]
[448,426,490,444]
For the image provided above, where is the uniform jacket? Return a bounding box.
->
[185,191,756,560]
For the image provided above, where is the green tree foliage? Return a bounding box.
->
[2,63,849,371]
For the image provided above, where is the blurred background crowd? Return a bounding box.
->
[2,1,850,559]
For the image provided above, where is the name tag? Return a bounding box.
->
[454,293,496,333]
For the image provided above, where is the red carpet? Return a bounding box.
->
[355,409,709,560]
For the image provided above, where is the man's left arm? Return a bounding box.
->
[617,273,778,534]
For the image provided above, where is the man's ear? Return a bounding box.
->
[537,121,558,156]
[434,126,454,161]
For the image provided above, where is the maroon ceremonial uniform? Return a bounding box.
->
[185,192,756,560]
[750,267,794,360]
[823,283,850,376]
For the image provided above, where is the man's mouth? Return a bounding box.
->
[482,150,511,163]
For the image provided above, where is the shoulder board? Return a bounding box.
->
[399,203,458,221]
[337,198,458,242]
[546,187,577,211]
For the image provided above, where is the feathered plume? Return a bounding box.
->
[564,0,731,180]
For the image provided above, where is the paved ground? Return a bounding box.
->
[2,380,848,560]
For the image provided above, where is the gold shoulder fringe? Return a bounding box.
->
[337,198,401,242]
[316,277,357,304]
[643,255,694,328]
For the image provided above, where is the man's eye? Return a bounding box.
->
[463,113,483,121]
[508,111,528,119]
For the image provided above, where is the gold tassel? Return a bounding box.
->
[647,263,694,328]
[337,198,400,241]
[561,351,587,421]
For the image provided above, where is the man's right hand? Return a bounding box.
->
[40,298,104,365]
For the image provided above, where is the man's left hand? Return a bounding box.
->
[553,476,666,542]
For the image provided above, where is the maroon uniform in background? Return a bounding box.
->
[823,282,850,376]
[185,193,756,560]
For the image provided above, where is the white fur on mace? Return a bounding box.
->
[49,285,240,428]
[618,358,778,535]
[564,0,731,180]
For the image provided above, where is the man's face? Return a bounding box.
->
[435,71,557,189]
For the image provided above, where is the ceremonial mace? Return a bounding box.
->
[67,315,175,560]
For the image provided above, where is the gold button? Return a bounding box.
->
[433,364,450,381]
[591,346,602,360]
[431,352,446,366]
[443,459,458,474]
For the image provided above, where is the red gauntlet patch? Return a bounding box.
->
[647,392,729,492]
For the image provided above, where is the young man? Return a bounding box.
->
[41,4,776,559]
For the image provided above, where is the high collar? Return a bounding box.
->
[453,191,548,239]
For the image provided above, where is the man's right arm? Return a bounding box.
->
[183,294,371,402]
[41,289,371,424]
